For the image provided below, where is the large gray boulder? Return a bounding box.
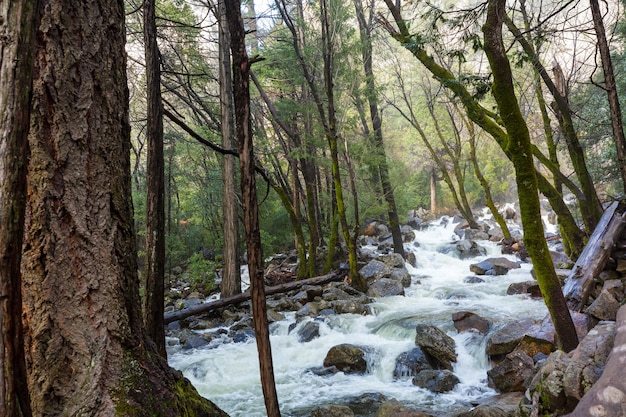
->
[311,404,354,417]
[452,311,491,334]
[367,278,405,298]
[415,324,457,370]
[323,343,369,374]
[375,399,434,417]
[486,318,537,357]
[359,260,392,283]
[470,257,521,275]
[393,348,433,379]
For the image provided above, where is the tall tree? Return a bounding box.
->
[589,0,626,195]
[482,0,578,352]
[225,1,281,416]
[217,0,242,298]
[17,0,228,413]
[353,0,405,258]
[0,1,37,415]
[143,0,167,358]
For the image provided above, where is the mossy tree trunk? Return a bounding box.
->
[483,0,578,352]
[0,1,37,415]
[18,0,228,414]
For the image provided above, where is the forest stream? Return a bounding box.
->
[166,217,552,416]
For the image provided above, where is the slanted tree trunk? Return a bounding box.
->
[483,0,578,352]
[218,0,242,298]
[0,1,37,415]
[589,0,626,195]
[19,0,228,414]
[225,1,281,416]
[353,0,405,259]
[143,0,166,358]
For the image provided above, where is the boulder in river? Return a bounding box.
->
[367,278,405,298]
[456,239,487,259]
[393,347,433,379]
[470,257,520,275]
[412,369,460,393]
[323,343,369,374]
[311,404,355,417]
[359,259,392,283]
[375,399,434,417]
[487,350,534,392]
[486,318,537,357]
[452,311,491,334]
[415,324,457,370]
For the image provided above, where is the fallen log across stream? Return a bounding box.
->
[563,200,626,311]
[164,270,346,324]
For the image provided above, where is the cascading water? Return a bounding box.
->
[167,218,548,416]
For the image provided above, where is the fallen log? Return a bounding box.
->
[164,270,346,324]
[563,201,626,311]
[565,304,626,417]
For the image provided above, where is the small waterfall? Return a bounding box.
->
[168,218,547,416]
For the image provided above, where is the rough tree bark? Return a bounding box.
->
[483,0,578,352]
[0,1,37,415]
[225,1,282,416]
[218,0,242,298]
[18,0,227,414]
[143,0,167,358]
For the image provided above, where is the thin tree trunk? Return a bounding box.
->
[143,0,166,358]
[225,1,281,416]
[483,0,578,352]
[0,1,37,415]
[589,0,626,195]
[218,0,242,298]
[430,167,437,214]
[354,0,405,258]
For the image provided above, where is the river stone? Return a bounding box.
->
[487,350,534,392]
[345,392,387,416]
[330,299,370,315]
[463,276,485,284]
[464,228,490,241]
[182,334,210,350]
[296,302,320,318]
[311,404,354,417]
[375,399,433,417]
[323,343,368,374]
[456,239,487,259]
[586,280,623,321]
[412,369,460,393]
[506,281,542,298]
[515,334,555,358]
[378,253,406,268]
[415,324,457,370]
[393,347,432,379]
[390,268,412,287]
[470,257,520,276]
[486,318,536,357]
[297,320,320,343]
[359,260,392,283]
[455,393,524,417]
[452,311,490,334]
[367,278,405,298]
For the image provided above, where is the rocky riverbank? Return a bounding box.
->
[165,205,626,417]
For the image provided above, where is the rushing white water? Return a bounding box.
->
[168,218,548,416]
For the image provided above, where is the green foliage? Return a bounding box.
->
[183,252,217,293]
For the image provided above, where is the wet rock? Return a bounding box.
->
[486,318,536,357]
[375,399,434,417]
[586,280,623,321]
[464,228,490,241]
[414,324,457,370]
[182,334,210,350]
[323,343,368,374]
[311,404,354,417]
[345,392,387,416]
[308,365,340,376]
[266,309,285,323]
[232,329,255,343]
[297,320,321,343]
[367,278,405,298]
[452,311,491,334]
[406,252,417,268]
[296,301,320,318]
[487,350,534,392]
[514,334,555,359]
[550,250,573,269]
[330,299,371,315]
[359,260,392,283]
[506,281,542,298]
[454,393,524,417]
[527,321,616,415]
[470,257,520,276]
[463,276,485,284]
[390,268,412,287]
[378,253,406,268]
[393,348,432,379]
[456,239,487,259]
[412,369,459,393]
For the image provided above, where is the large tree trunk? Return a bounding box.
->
[143,0,166,358]
[225,1,281,416]
[0,1,37,415]
[589,0,626,195]
[483,0,578,352]
[18,0,227,414]
[218,0,242,298]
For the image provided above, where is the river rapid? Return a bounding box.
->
[168,217,549,416]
